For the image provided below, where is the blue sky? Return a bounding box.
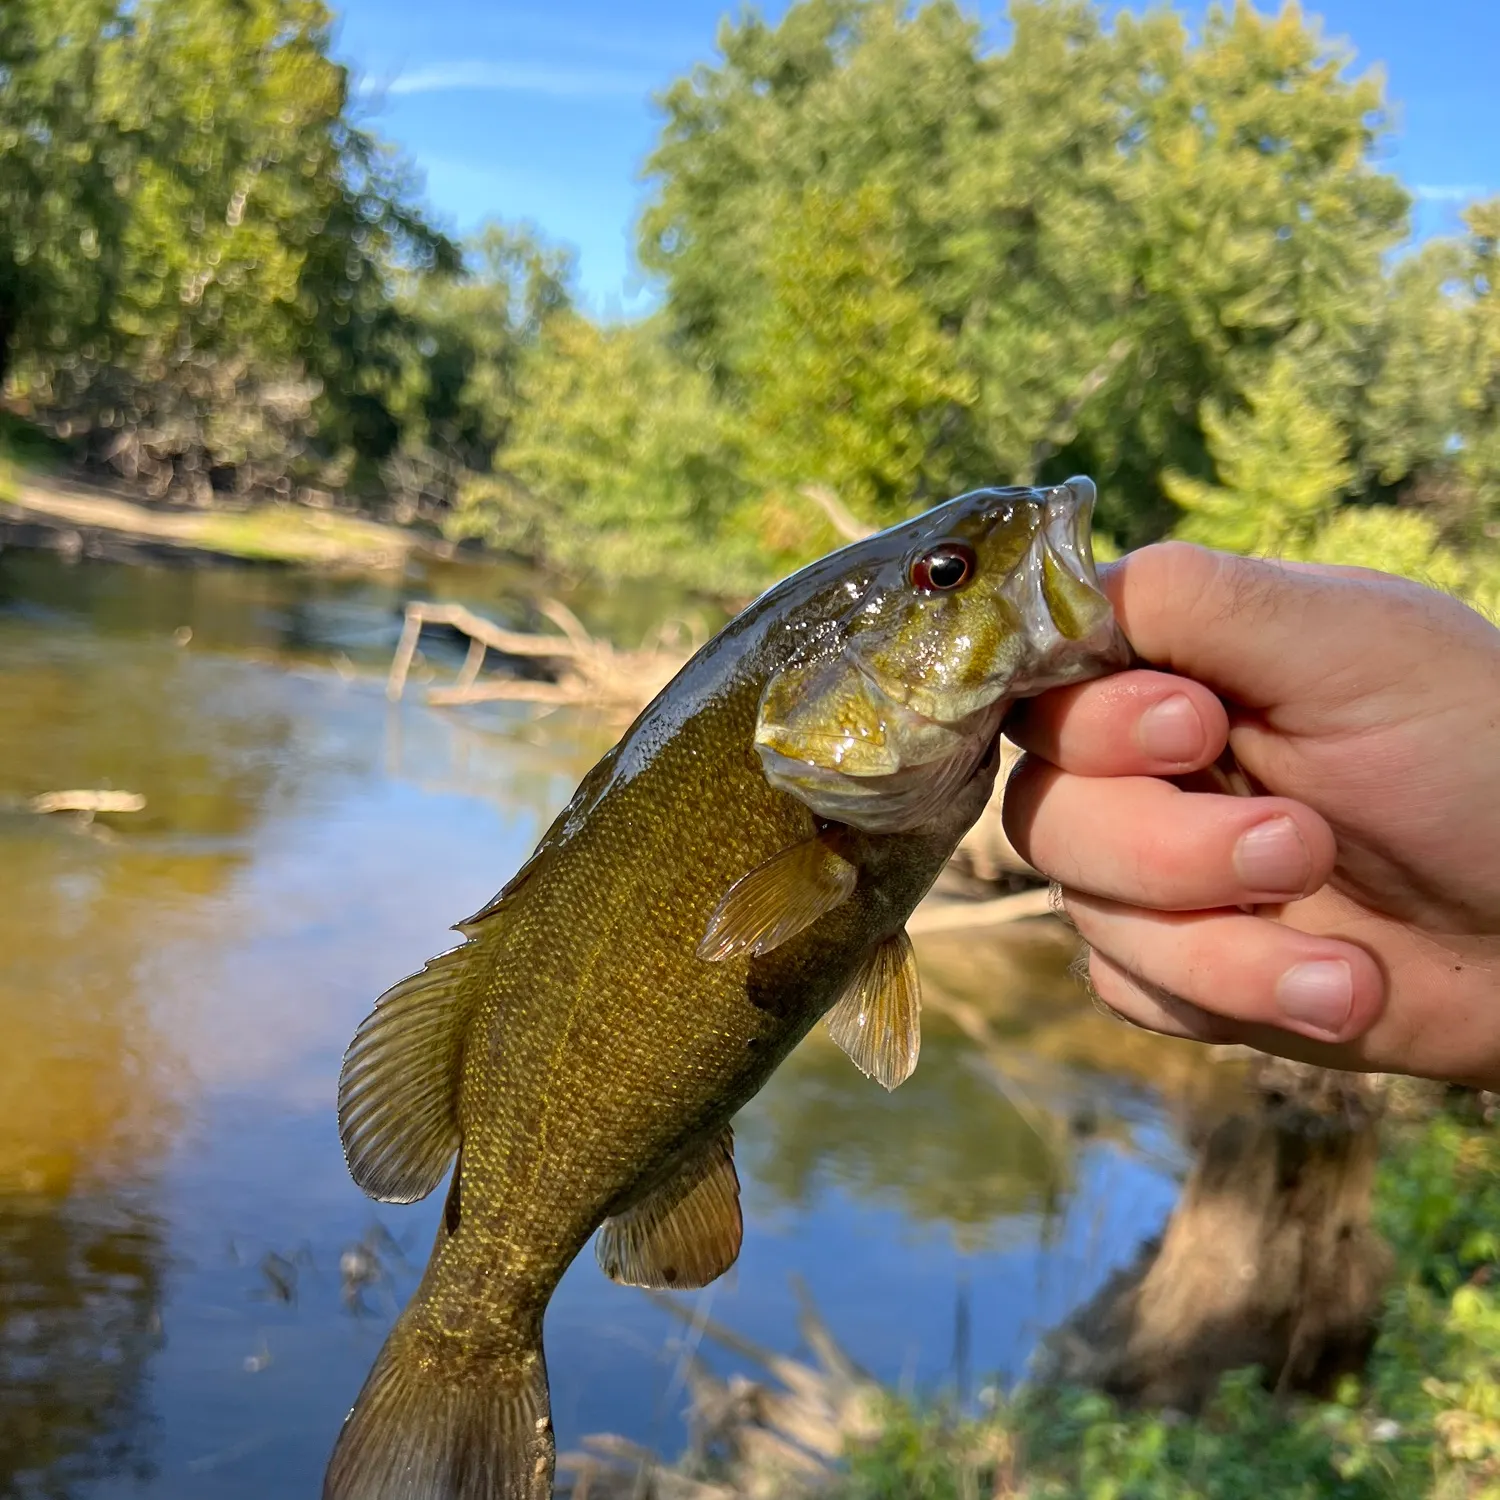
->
[333,1,1500,318]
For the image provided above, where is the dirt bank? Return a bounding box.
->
[0,470,435,572]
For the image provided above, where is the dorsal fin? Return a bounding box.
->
[338,943,482,1204]
[596,1128,742,1290]
[825,929,922,1091]
[697,833,857,962]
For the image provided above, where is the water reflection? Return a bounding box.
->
[742,1025,1063,1250]
[0,1195,165,1498]
[0,550,1215,1496]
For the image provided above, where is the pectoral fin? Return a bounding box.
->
[697,833,857,962]
[596,1129,743,1290]
[825,930,922,1091]
[338,943,480,1204]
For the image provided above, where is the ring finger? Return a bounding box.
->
[1060,890,1385,1044]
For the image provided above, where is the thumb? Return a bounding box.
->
[1102,542,1474,716]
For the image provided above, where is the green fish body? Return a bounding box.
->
[324,479,1126,1500]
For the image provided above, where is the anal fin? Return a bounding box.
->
[596,1128,743,1290]
[698,832,856,962]
[825,929,922,1091]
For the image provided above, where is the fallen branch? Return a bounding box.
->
[386,600,600,702]
[426,680,585,708]
[385,598,686,718]
[29,790,146,815]
[797,484,874,544]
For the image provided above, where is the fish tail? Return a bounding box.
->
[323,1306,553,1500]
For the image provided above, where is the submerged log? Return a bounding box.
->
[28,789,146,815]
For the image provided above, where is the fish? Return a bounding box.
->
[323,476,1128,1500]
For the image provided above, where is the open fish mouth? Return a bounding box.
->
[1044,476,1102,576]
[1006,476,1129,674]
[1044,480,1104,597]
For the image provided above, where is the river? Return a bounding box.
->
[0,547,1216,1498]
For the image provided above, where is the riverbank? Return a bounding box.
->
[0,465,438,573]
[559,1097,1500,1500]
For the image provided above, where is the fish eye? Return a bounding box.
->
[909,541,976,594]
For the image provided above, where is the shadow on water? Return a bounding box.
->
[0,549,1225,1497]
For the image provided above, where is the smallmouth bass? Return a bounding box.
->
[324,478,1127,1500]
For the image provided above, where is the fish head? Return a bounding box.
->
[755,477,1128,832]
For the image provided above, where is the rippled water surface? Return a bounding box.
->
[0,550,1216,1498]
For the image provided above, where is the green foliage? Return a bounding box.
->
[736,182,975,548]
[832,1112,1500,1500]
[1165,357,1356,556]
[1452,200,1500,543]
[450,314,762,593]
[0,0,125,383]
[1166,347,1499,619]
[642,0,1408,550]
[0,0,452,497]
[0,409,68,473]
[377,226,573,519]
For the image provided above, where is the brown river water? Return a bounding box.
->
[0,547,1218,1498]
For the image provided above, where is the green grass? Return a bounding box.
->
[831,1109,1500,1500]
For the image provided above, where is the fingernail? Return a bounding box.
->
[1276,960,1353,1034]
[1136,694,1205,763]
[1233,817,1311,897]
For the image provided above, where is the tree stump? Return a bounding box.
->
[1038,1058,1392,1409]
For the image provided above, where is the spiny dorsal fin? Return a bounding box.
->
[596,1128,742,1290]
[697,834,857,962]
[825,930,922,1091]
[338,943,481,1204]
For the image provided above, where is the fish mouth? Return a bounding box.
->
[1043,476,1101,581]
[1004,476,1130,677]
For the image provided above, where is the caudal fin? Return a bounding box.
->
[323,1317,553,1500]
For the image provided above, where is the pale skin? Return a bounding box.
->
[1001,542,1500,1089]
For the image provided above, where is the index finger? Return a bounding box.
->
[1007,668,1229,777]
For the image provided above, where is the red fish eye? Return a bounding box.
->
[909,542,976,593]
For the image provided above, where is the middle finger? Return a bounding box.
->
[1004,759,1336,909]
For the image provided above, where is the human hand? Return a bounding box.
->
[1001,541,1500,1087]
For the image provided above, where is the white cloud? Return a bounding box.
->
[1413,183,1486,203]
[362,60,654,100]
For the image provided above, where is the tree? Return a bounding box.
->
[378,226,572,521]
[735,182,975,560]
[2,0,453,497]
[1452,199,1500,544]
[1164,356,1355,556]
[0,0,128,387]
[1166,356,1496,618]
[451,314,758,591]
[640,0,1409,547]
